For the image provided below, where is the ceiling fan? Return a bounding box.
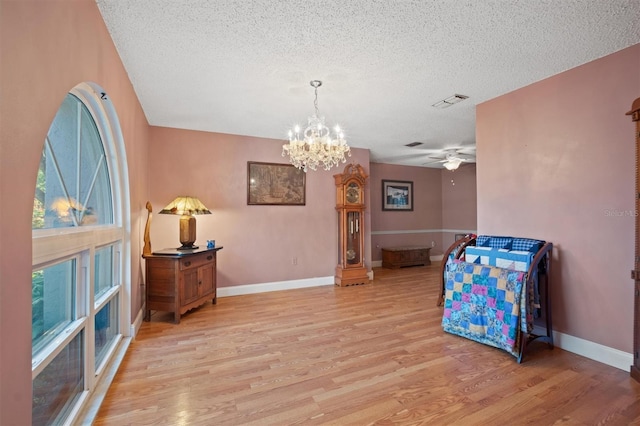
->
[423,148,476,170]
[373,145,476,169]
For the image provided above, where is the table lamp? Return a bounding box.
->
[159,196,211,250]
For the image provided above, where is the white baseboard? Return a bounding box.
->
[430,254,444,262]
[549,329,633,372]
[130,308,144,340]
[218,276,335,297]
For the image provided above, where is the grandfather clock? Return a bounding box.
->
[334,163,369,287]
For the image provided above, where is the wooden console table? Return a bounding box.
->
[143,246,222,323]
[381,246,431,268]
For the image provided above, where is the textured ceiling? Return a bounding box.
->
[96,0,640,168]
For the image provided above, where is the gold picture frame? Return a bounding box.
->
[247,162,306,205]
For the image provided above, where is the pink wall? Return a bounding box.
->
[476,44,640,353]
[2,0,635,422]
[148,127,372,286]
[1,1,150,423]
[441,164,478,247]
[369,163,444,258]
[369,162,477,260]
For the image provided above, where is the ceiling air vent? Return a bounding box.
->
[405,142,423,147]
[432,94,469,109]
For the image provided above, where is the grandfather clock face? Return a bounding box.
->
[345,182,361,204]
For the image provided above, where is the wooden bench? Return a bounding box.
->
[381,246,431,268]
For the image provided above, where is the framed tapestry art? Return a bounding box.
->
[382,180,413,211]
[247,162,306,205]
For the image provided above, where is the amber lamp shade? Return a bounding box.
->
[159,196,211,250]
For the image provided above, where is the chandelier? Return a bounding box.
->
[282,80,351,172]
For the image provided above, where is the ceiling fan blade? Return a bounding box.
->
[455,147,476,155]
[422,158,447,165]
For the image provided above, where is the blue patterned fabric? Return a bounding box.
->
[487,237,513,249]
[512,238,544,253]
[464,247,533,272]
[442,260,525,357]
[477,235,513,250]
[475,235,491,246]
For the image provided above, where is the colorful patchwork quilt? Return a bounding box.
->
[463,246,537,333]
[442,260,526,357]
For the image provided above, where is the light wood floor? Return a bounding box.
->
[96,265,640,425]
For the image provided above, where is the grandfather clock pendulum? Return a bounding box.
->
[334,163,369,286]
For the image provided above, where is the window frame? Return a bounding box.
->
[31,82,131,425]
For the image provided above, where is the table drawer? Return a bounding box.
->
[179,251,215,271]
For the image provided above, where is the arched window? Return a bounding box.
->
[31,83,130,425]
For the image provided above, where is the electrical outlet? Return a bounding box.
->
[292,256,297,265]
[431,241,436,248]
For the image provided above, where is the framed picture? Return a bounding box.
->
[247,161,306,205]
[382,180,413,211]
